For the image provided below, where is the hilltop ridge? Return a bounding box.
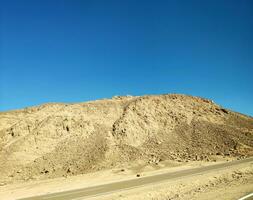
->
[0,94,252,183]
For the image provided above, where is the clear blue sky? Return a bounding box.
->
[0,0,252,116]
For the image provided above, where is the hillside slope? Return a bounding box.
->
[0,94,252,183]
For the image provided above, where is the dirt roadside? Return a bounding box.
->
[0,159,252,200]
[96,160,253,200]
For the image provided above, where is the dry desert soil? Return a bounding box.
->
[0,94,252,199]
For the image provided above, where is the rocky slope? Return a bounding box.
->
[0,94,252,183]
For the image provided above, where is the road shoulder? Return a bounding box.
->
[96,161,253,200]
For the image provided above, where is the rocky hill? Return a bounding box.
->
[0,94,252,183]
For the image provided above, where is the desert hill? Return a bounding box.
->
[0,94,252,183]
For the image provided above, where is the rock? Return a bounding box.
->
[220,108,229,114]
[0,94,252,184]
[0,182,6,186]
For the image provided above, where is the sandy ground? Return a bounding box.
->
[96,160,253,200]
[1,158,250,200]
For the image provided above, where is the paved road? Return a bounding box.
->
[19,157,253,200]
[238,192,253,200]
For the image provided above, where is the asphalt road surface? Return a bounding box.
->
[19,157,253,200]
